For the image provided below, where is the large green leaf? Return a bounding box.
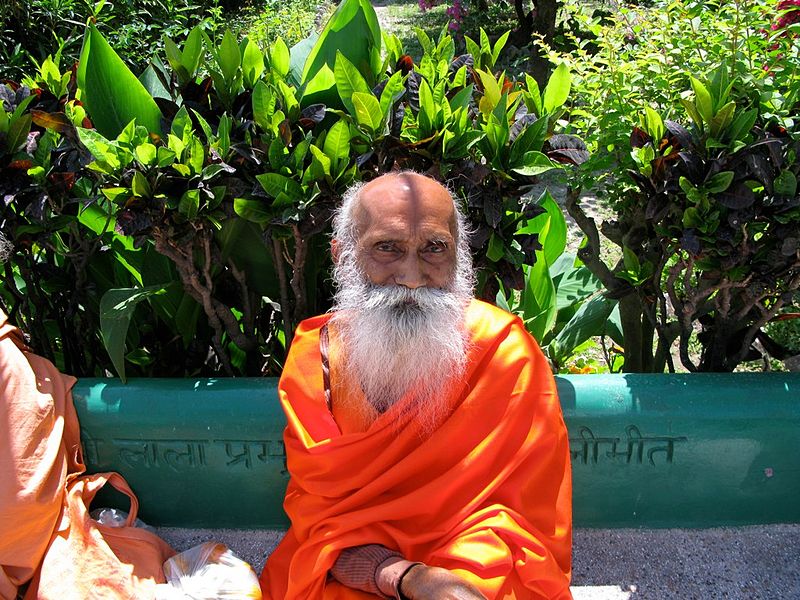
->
[379,71,405,116]
[77,25,163,137]
[234,197,271,224]
[270,38,290,77]
[256,173,304,201]
[516,191,567,266]
[299,0,381,108]
[417,78,435,135]
[322,119,351,164]
[352,92,383,134]
[542,63,570,114]
[523,255,557,342]
[510,151,558,177]
[555,266,603,310]
[551,294,616,363]
[334,51,371,116]
[100,285,167,382]
[690,76,713,124]
[252,81,276,131]
[241,38,265,88]
[218,30,241,83]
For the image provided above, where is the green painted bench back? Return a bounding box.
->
[73,374,800,529]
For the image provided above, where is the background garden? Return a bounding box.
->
[0,0,798,379]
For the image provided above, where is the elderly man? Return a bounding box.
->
[259,172,572,599]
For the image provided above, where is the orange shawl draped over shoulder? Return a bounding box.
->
[260,300,572,600]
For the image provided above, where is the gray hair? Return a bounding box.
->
[331,173,474,292]
[0,231,13,264]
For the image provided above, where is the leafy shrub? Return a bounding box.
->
[568,64,800,372]
[0,0,586,378]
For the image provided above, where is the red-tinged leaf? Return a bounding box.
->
[469,67,483,92]
[278,119,292,145]
[82,117,93,129]
[8,160,33,170]
[501,76,513,95]
[546,134,589,165]
[645,194,670,221]
[548,148,589,165]
[509,113,537,143]
[47,172,76,192]
[31,110,73,133]
[299,104,326,129]
[630,126,650,148]
[497,259,525,291]
[396,54,414,75]
[115,209,152,236]
[772,313,800,322]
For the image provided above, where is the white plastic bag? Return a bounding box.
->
[155,542,262,599]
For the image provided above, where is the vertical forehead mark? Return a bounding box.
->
[357,173,458,239]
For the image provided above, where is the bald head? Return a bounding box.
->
[355,172,458,242]
[332,172,470,290]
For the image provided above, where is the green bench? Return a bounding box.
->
[73,373,800,529]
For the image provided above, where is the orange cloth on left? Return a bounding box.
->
[0,311,85,598]
[260,300,572,600]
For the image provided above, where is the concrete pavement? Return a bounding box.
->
[155,524,800,599]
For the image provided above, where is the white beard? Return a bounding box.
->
[331,264,472,434]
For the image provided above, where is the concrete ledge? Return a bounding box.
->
[73,374,800,528]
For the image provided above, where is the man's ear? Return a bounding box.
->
[330,239,340,264]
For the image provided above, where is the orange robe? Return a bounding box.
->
[260,299,572,599]
[0,310,84,598]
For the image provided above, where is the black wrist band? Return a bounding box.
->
[395,562,424,600]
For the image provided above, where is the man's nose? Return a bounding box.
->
[394,255,426,289]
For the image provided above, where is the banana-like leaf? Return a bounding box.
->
[100,285,167,382]
[299,0,381,109]
[550,294,617,363]
[523,255,557,342]
[555,266,602,310]
[77,25,163,137]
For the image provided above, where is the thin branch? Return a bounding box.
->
[154,231,235,376]
[270,235,294,349]
[290,224,309,321]
[564,186,619,291]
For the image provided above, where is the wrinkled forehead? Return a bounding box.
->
[354,173,457,236]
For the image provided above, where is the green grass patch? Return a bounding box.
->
[231,0,335,49]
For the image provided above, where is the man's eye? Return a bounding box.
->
[426,242,447,253]
[376,243,397,252]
